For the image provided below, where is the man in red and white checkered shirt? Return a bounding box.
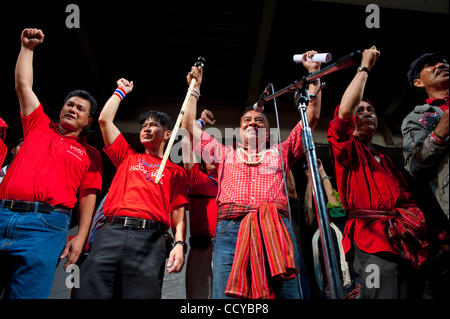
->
[182,50,323,299]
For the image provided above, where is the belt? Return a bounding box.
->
[1,200,71,215]
[107,216,164,231]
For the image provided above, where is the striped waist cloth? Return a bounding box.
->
[217,203,289,221]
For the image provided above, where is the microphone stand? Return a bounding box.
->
[261,50,361,299]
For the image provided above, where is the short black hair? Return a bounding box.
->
[63,90,98,116]
[139,110,174,131]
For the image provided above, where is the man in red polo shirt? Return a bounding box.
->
[327,47,431,298]
[74,78,188,299]
[0,28,103,299]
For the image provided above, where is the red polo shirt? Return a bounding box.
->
[328,106,419,256]
[103,133,188,228]
[187,163,218,238]
[0,105,103,208]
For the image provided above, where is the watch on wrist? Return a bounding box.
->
[357,65,370,73]
[174,240,187,254]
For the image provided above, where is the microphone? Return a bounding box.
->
[293,53,332,64]
[253,83,272,112]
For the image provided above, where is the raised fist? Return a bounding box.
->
[186,66,203,90]
[21,28,44,50]
[117,78,134,94]
[200,109,216,126]
[361,46,380,70]
[301,50,321,73]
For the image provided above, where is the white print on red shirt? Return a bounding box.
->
[129,158,163,183]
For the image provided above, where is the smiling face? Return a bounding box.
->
[354,101,377,138]
[414,60,449,92]
[239,110,270,149]
[59,96,92,135]
[139,117,171,153]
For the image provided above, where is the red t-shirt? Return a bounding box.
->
[328,106,418,256]
[103,133,188,227]
[0,105,103,208]
[187,163,218,238]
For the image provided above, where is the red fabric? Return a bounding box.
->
[103,133,188,227]
[327,105,427,258]
[0,105,102,208]
[426,96,449,112]
[0,117,7,167]
[194,122,303,216]
[225,202,296,299]
[0,139,6,168]
[187,163,218,238]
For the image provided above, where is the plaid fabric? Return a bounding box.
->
[224,202,296,299]
[194,122,303,211]
[348,207,430,269]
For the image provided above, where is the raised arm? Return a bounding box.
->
[301,50,323,130]
[181,66,204,145]
[15,28,44,117]
[338,47,380,119]
[182,109,216,171]
[98,78,134,146]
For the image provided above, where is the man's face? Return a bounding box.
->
[239,110,269,148]
[59,96,92,133]
[415,60,449,91]
[355,101,378,134]
[139,117,170,149]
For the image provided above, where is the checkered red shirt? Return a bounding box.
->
[194,122,303,219]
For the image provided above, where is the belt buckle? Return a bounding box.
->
[123,217,136,228]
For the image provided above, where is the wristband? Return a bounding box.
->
[321,175,332,181]
[190,88,200,100]
[196,119,205,128]
[113,87,127,101]
[173,240,187,254]
[430,131,449,145]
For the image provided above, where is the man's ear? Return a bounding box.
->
[413,78,425,89]
[164,129,172,142]
[86,117,93,129]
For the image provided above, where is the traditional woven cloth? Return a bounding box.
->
[224,202,296,299]
[348,207,430,269]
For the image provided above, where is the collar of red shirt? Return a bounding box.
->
[426,96,449,112]
[51,122,87,143]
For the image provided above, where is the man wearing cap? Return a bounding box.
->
[0,28,103,299]
[402,53,449,219]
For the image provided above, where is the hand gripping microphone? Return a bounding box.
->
[253,83,272,112]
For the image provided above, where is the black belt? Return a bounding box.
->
[108,216,164,231]
[1,200,71,215]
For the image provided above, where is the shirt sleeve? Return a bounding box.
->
[401,110,447,179]
[327,105,356,166]
[281,121,304,169]
[103,133,135,168]
[170,166,189,211]
[21,104,51,138]
[193,130,225,166]
[79,147,103,193]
